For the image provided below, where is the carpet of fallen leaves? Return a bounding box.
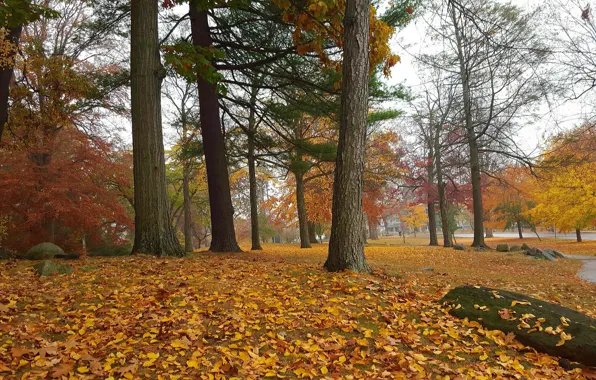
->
[1,243,595,379]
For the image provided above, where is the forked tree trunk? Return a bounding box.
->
[308,221,318,244]
[295,172,311,248]
[325,0,370,272]
[247,86,262,251]
[0,25,22,143]
[576,229,582,243]
[130,0,184,257]
[485,227,494,238]
[189,3,240,252]
[517,221,524,239]
[451,6,484,247]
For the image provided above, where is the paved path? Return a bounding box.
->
[455,232,596,240]
[564,254,596,284]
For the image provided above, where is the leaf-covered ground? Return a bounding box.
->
[1,243,594,379]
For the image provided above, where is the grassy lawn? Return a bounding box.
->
[0,243,594,379]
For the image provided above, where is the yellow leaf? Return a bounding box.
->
[187,359,199,369]
[147,352,160,359]
[78,366,89,373]
[321,366,328,374]
[479,353,488,361]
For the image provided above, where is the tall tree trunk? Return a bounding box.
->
[451,6,485,247]
[427,201,438,246]
[0,25,22,143]
[576,229,582,243]
[247,86,262,251]
[295,172,311,248]
[517,220,523,239]
[308,221,318,244]
[435,142,452,247]
[130,0,184,257]
[325,0,370,272]
[182,120,194,253]
[485,227,494,238]
[426,143,439,246]
[182,162,194,253]
[189,3,240,252]
[368,217,379,240]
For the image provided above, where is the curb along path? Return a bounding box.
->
[564,254,596,284]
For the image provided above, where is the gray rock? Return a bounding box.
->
[422,267,434,271]
[33,260,73,277]
[510,245,520,251]
[541,249,557,261]
[524,247,558,261]
[521,243,530,251]
[453,244,465,251]
[24,242,64,260]
[552,250,565,259]
[496,244,509,252]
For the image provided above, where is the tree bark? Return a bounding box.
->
[247,85,262,250]
[182,159,194,253]
[0,25,22,143]
[308,220,318,244]
[295,172,311,248]
[451,6,485,247]
[485,227,494,238]
[517,220,524,239]
[130,0,184,257]
[434,139,452,247]
[189,3,241,252]
[576,229,582,243]
[427,201,438,246]
[368,217,379,240]
[325,0,370,272]
[426,143,439,246]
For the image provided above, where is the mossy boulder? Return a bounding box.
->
[33,260,74,277]
[521,243,530,251]
[510,244,520,251]
[441,286,596,366]
[496,244,509,252]
[24,242,64,260]
[453,244,465,251]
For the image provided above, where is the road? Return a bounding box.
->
[455,232,596,240]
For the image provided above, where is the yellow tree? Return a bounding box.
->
[401,204,427,237]
[530,125,596,242]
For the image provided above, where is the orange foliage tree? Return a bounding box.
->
[0,15,132,253]
[483,166,537,239]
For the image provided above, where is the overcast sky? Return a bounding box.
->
[154,0,592,155]
[385,0,593,154]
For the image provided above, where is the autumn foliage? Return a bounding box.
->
[0,20,132,253]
